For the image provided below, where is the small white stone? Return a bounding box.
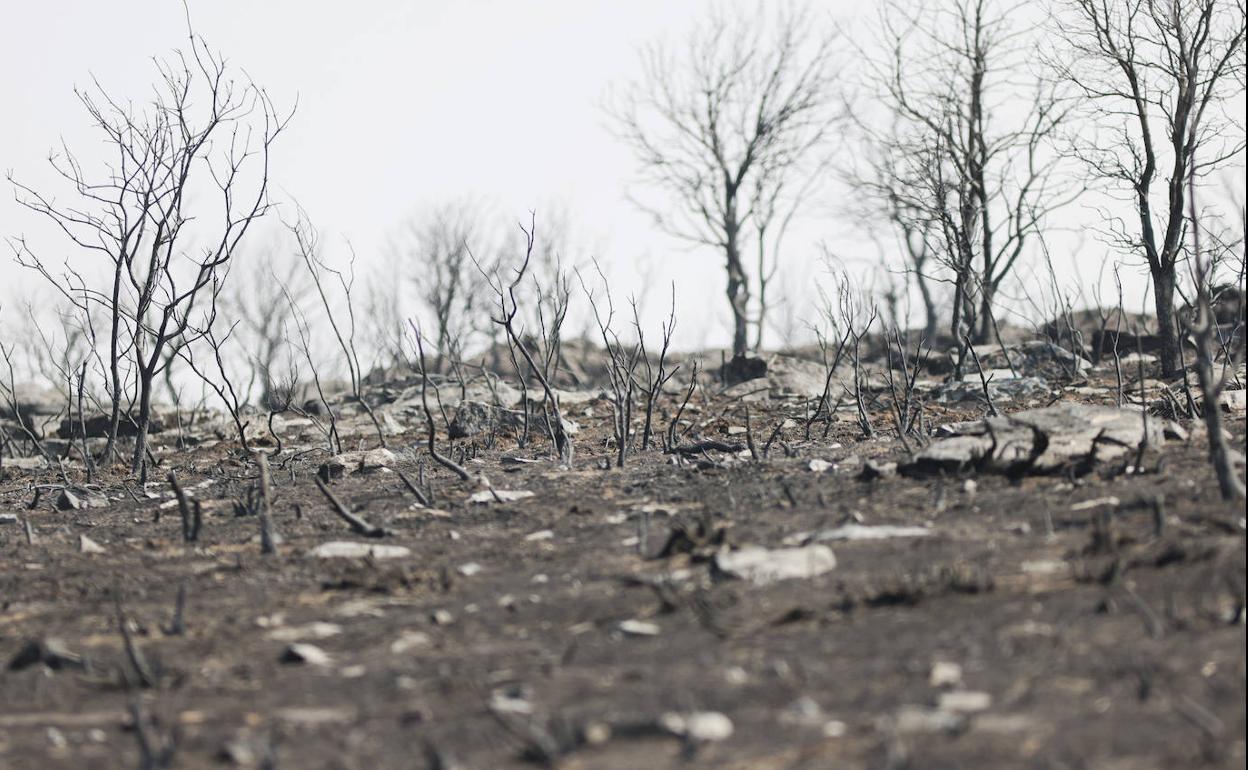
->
[618,619,661,636]
[938,690,992,713]
[929,661,963,688]
[390,630,432,654]
[659,711,733,742]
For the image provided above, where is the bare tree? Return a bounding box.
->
[220,237,312,409]
[844,125,942,340]
[479,216,574,464]
[288,209,388,449]
[858,0,1074,346]
[391,199,493,380]
[1050,0,1246,375]
[610,3,840,362]
[1184,170,1246,500]
[10,27,292,476]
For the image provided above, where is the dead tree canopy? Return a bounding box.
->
[610,3,840,361]
[11,30,293,475]
[857,0,1074,347]
[1050,0,1246,376]
[390,199,494,376]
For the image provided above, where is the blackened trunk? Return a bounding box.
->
[1153,268,1182,376]
[130,373,155,476]
[725,229,750,359]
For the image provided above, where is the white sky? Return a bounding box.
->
[1,0,767,351]
[1,0,1240,359]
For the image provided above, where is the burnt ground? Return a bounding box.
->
[0,364,1245,770]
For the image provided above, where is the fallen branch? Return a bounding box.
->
[313,476,389,537]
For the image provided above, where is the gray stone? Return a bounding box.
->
[907,402,1174,476]
[935,375,1050,405]
[317,448,398,480]
[449,400,520,438]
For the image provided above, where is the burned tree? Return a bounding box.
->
[11,29,292,475]
[610,3,839,362]
[479,216,574,465]
[858,0,1073,346]
[1050,0,1246,375]
[391,200,494,379]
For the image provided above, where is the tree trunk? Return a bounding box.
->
[917,272,938,341]
[130,372,155,477]
[974,286,995,345]
[725,229,750,359]
[1153,268,1182,376]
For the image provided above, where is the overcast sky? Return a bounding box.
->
[1,1,1240,356]
[2,0,784,349]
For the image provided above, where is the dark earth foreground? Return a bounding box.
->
[1,361,1244,770]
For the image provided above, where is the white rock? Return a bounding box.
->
[389,630,432,654]
[266,622,342,642]
[938,690,993,713]
[280,643,332,666]
[307,541,411,560]
[714,544,836,586]
[808,458,834,473]
[79,535,106,554]
[785,524,930,545]
[457,562,483,577]
[618,619,661,636]
[892,706,965,734]
[929,661,963,688]
[468,489,535,504]
[658,711,734,742]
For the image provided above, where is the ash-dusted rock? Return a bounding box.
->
[449,400,520,439]
[935,375,1050,405]
[317,448,398,480]
[906,402,1177,476]
[714,544,837,586]
[56,489,108,511]
[307,541,411,560]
